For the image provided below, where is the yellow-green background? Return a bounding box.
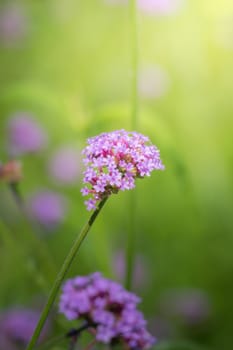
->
[0,1,233,349]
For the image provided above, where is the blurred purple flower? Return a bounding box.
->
[0,308,49,346]
[159,289,212,326]
[0,4,28,46]
[138,0,184,15]
[59,272,155,349]
[6,113,47,156]
[48,146,81,184]
[82,130,164,210]
[138,65,170,100]
[113,250,148,289]
[27,190,67,229]
[0,334,18,350]
[149,316,174,341]
[105,0,184,15]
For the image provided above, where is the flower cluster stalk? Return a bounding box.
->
[130,0,139,131]
[25,197,108,350]
[9,183,56,283]
[125,0,139,290]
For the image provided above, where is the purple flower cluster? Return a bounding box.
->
[59,272,155,349]
[81,130,164,210]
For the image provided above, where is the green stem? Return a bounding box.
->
[26,197,108,350]
[125,0,139,290]
[0,218,48,291]
[131,0,139,130]
[125,190,137,290]
[0,218,16,249]
[9,183,56,282]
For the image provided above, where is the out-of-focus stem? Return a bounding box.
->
[125,189,137,290]
[0,218,48,291]
[125,0,139,290]
[26,197,108,350]
[8,182,56,282]
[130,0,139,131]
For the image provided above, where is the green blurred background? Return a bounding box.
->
[0,0,233,349]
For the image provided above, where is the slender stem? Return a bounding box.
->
[125,0,139,290]
[66,322,91,338]
[9,183,56,282]
[67,323,93,350]
[131,0,139,130]
[0,218,17,249]
[125,190,137,290]
[25,197,108,350]
[36,323,91,350]
[9,182,48,235]
[9,182,24,208]
[0,218,48,291]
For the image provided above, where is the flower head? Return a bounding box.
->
[59,272,155,349]
[81,130,164,210]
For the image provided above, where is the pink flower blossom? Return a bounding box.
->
[81,130,164,210]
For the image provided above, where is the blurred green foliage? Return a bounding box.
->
[0,0,233,349]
